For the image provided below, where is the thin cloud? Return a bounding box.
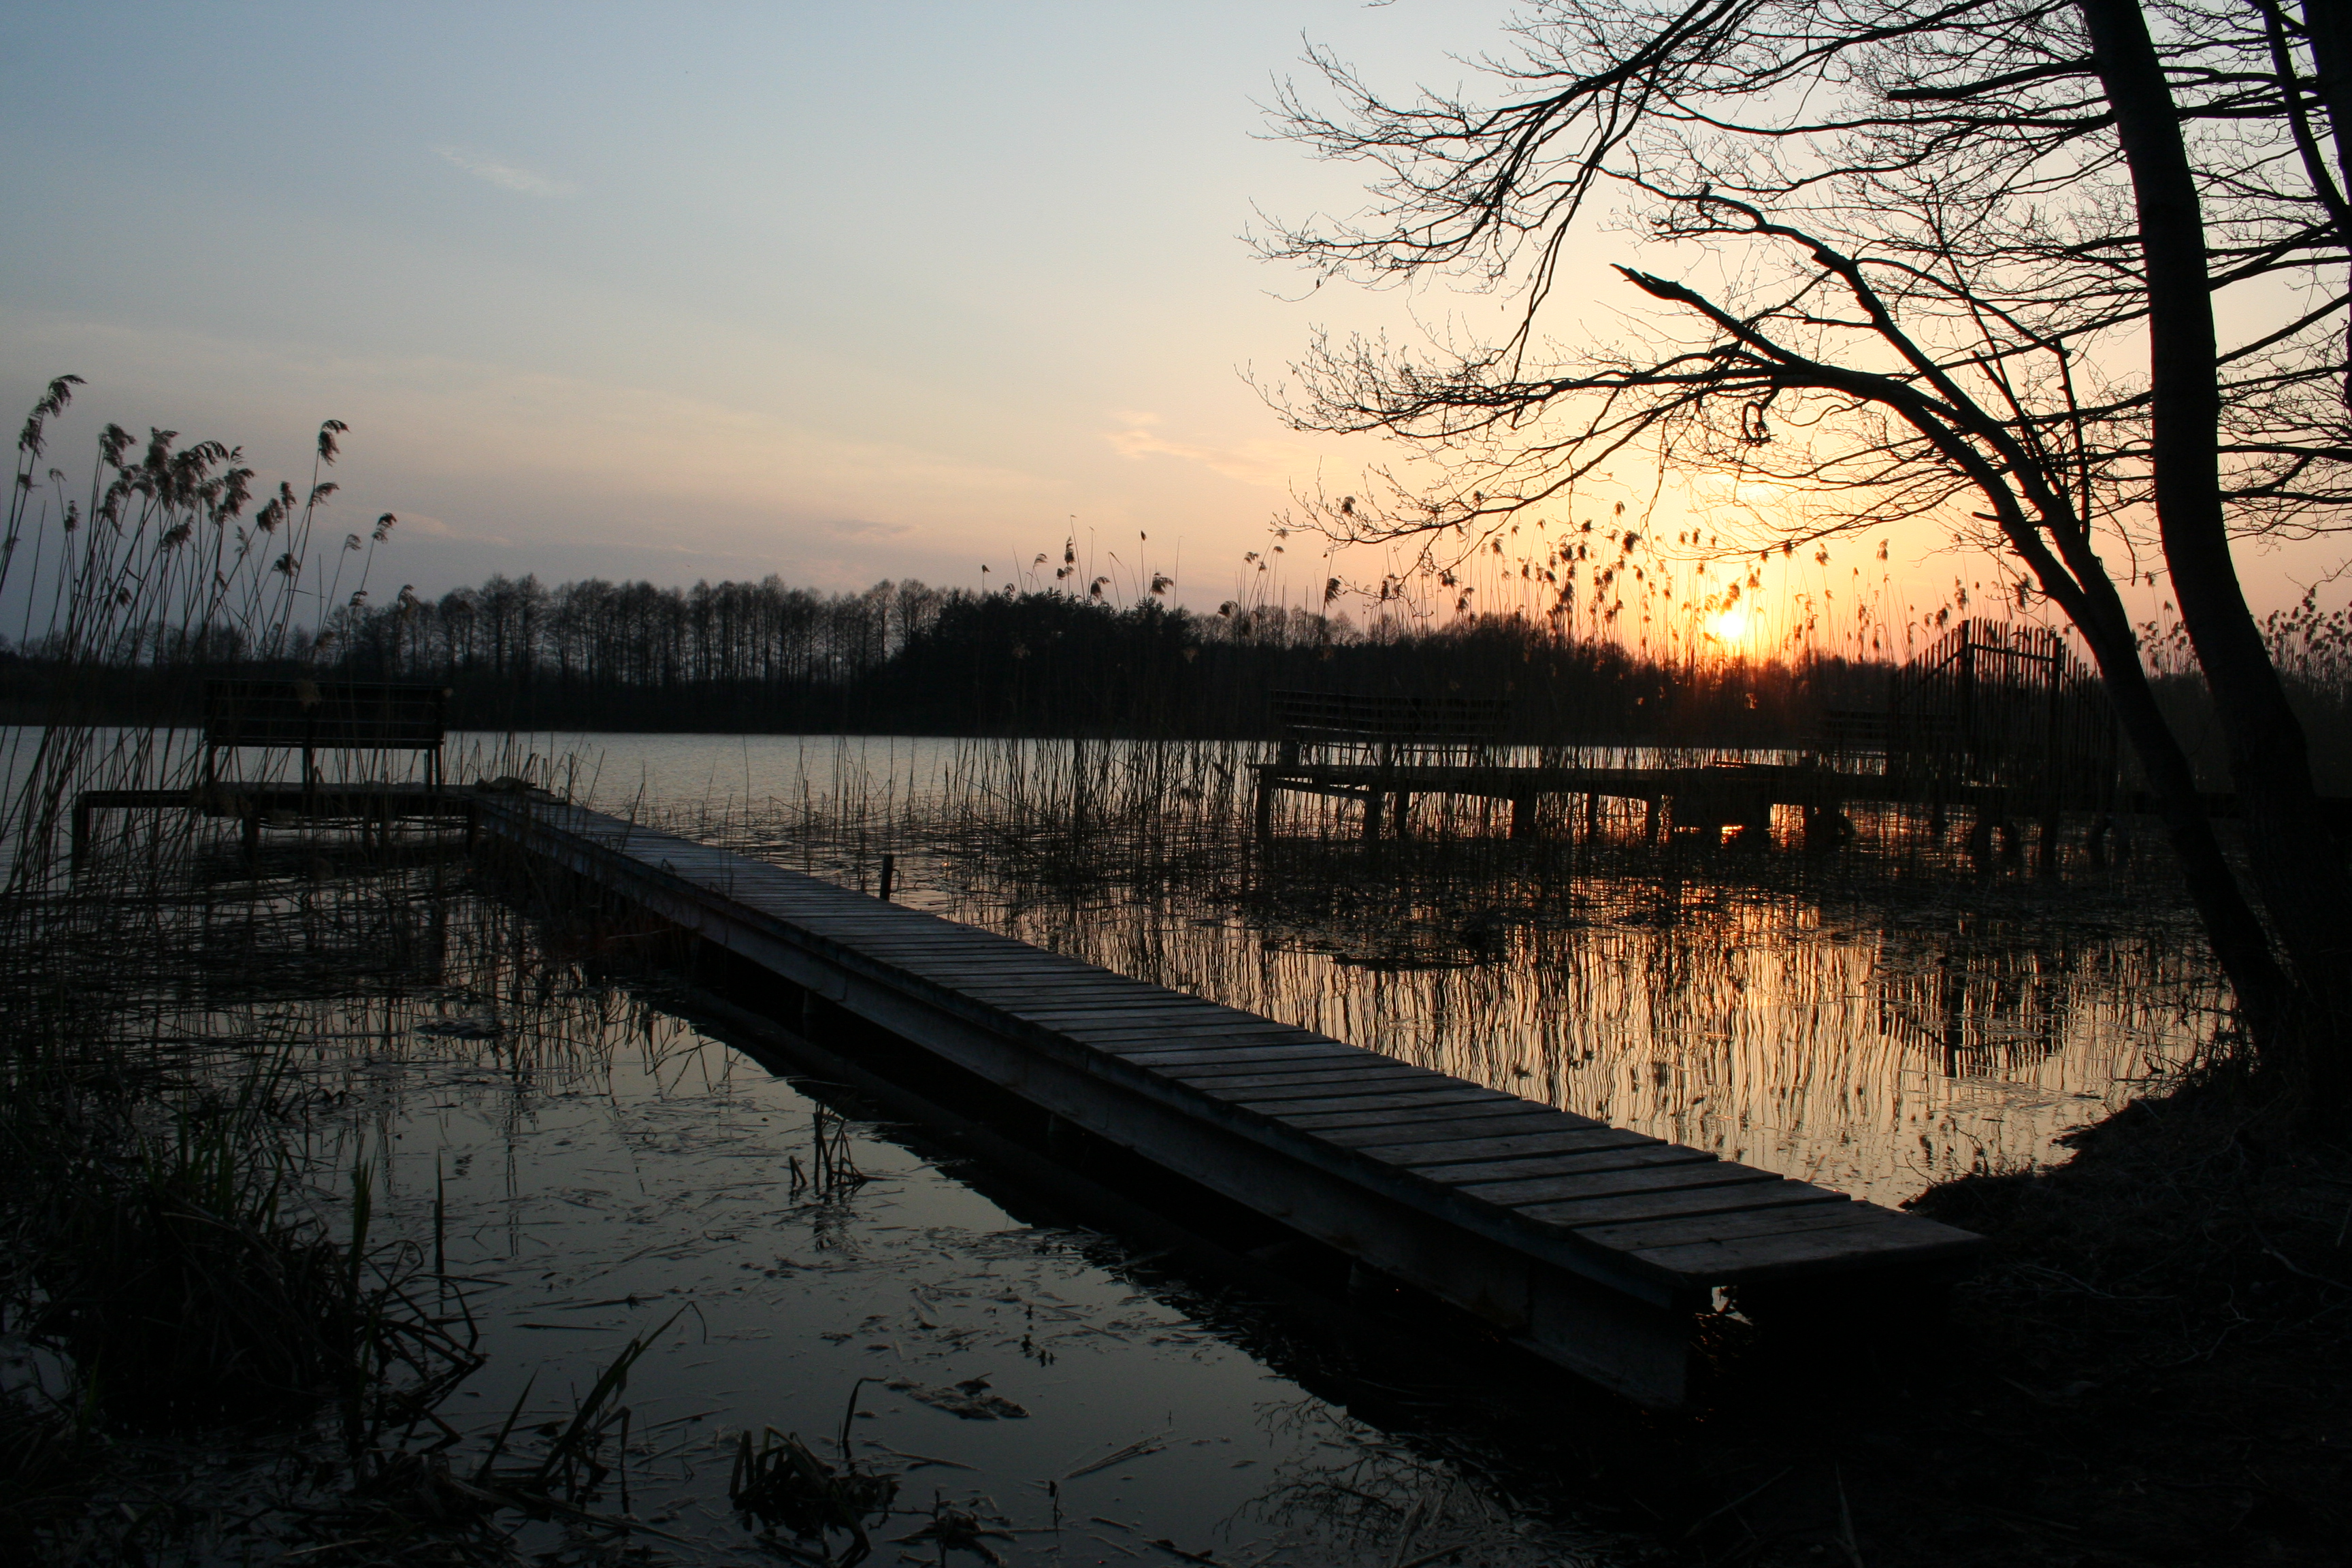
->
[1107,423,1307,489]
[826,517,913,538]
[434,145,578,197]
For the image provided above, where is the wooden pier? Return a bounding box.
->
[70,678,463,866]
[472,794,1982,1409]
[1253,622,2352,862]
[72,782,472,868]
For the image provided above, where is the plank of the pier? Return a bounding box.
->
[1405,1140,1712,1186]
[997,1000,1243,1026]
[950,979,1204,1004]
[1233,1085,1509,1118]
[1524,1181,1852,1230]
[1203,1079,1462,1109]
[1567,1202,1977,1282]
[1064,1023,1330,1051]
[1056,1009,1311,1034]
[1285,1100,1562,1135]
[1044,1025,1326,1048]
[1149,1060,1410,1088]
[1626,1218,1981,1281]
[1194,1062,1448,1100]
[833,928,1009,947]
[1085,1039,1341,1065]
[1467,1159,1785,1209]
[1009,1009,1280,1036]
[1173,1054,1433,1083]
[904,964,1137,984]
[958,983,1203,1009]
[1111,1041,1366,1068]
[1353,1124,1637,1166]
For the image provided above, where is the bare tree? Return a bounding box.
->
[1259,0,2350,1095]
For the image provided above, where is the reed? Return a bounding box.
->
[612,730,2221,1204]
[0,380,502,1561]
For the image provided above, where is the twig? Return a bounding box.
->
[1835,1463,1866,1568]
[1680,1466,1793,1539]
[1066,1431,1173,1480]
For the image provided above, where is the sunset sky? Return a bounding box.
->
[0,1,2332,632]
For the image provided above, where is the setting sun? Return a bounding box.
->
[1706,605,1751,642]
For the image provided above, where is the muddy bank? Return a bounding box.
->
[1599,1080,2352,1566]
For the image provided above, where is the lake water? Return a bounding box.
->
[59,864,1631,1565]
[512,731,2221,1209]
[12,726,2223,1563]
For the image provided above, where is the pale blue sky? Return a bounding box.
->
[1,1,1535,608]
[1,1,2329,629]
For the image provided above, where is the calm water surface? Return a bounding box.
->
[508,731,2223,1207]
[16,726,2226,1561]
[242,883,1629,1565]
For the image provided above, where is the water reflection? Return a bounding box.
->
[534,732,2220,1206]
[16,729,2224,1561]
[71,857,1620,1563]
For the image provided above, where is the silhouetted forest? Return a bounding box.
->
[18,568,2352,790]
[1,571,1901,742]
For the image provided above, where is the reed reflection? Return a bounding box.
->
[640,734,2222,1206]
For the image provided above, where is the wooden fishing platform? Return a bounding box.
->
[72,781,471,867]
[472,794,1982,1409]
[1254,623,2352,860]
[69,678,461,867]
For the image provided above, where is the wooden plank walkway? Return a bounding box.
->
[474,795,1981,1407]
[1252,759,2352,843]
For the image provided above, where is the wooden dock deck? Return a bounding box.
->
[71,781,472,866]
[473,794,1982,1408]
[1253,758,2352,852]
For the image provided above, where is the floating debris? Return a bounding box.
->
[887,1376,1030,1420]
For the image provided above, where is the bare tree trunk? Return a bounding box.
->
[2051,558,2296,1036]
[2080,0,2352,1098]
[2299,0,2352,409]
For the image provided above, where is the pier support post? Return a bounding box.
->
[70,798,92,870]
[1361,790,1384,843]
[1394,791,1411,840]
[1966,811,2021,869]
[1254,775,1275,844]
[1643,797,1662,843]
[1584,791,1599,845]
[1803,805,1853,854]
[2036,811,2063,877]
[1510,795,1534,840]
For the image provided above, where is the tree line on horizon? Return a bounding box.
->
[301,570,1902,742]
[3,566,1898,743]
